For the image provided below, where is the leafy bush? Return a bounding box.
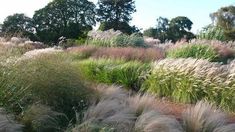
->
[74,59,150,91]
[167,44,220,62]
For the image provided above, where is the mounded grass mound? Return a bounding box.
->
[0,53,96,130]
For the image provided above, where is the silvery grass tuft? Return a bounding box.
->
[134,110,183,132]
[73,85,183,132]
[22,104,69,132]
[182,101,227,132]
[0,108,23,132]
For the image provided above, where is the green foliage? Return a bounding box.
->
[99,22,139,35]
[96,0,137,34]
[142,68,206,103]
[211,5,235,40]
[1,13,37,40]
[143,28,156,38]
[211,5,235,30]
[155,17,169,42]
[197,25,226,41]
[167,16,195,42]
[167,44,219,62]
[74,59,150,91]
[146,16,195,42]
[33,0,95,43]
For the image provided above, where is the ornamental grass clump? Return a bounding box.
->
[71,85,183,132]
[70,85,235,132]
[142,58,235,111]
[75,59,150,90]
[0,108,23,132]
[182,101,228,132]
[167,44,220,62]
[87,29,146,47]
[22,104,69,132]
[0,53,95,129]
[13,53,95,118]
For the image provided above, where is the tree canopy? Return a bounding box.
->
[210,5,235,40]
[144,16,195,42]
[1,13,36,40]
[33,0,96,43]
[96,0,137,34]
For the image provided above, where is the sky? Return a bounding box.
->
[0,0,234,33]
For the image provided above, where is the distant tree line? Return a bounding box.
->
[144,5,235,42]
[0,0,138,44]
[143,16,195,42]
[0,0,234,44]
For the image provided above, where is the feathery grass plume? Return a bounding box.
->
[95,85,128,102]
[213,124,235,132]
[182,101,227,132]
[128,94,163,116]
[76,99,135,132]
[0,108,23,132]
[22,104,69,132]
[143,58,235,110]
[134,110,183,132]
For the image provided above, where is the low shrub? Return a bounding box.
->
[74,59,150,91]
